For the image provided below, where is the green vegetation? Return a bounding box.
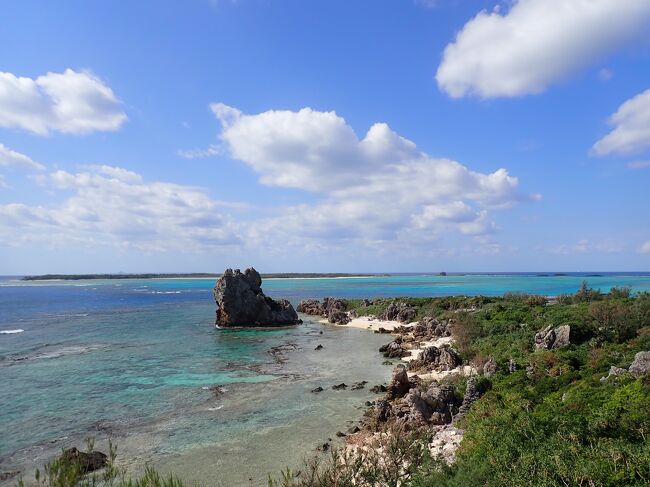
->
[17,440,188,487]
[277,284,650,486]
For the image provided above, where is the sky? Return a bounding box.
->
[1,0,650,274]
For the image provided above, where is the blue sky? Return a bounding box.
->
[1,0,650,274]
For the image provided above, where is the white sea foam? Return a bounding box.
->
[0,329,24,334]
[206,406,224,411]
[151,291,182,294]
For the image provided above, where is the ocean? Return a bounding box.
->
[1,273,649,485]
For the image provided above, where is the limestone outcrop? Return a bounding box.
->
[214,268,301,327]
[534,325,571,350]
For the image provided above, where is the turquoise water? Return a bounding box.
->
[1,273,650,485]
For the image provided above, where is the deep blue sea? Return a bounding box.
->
[1,273,649,485]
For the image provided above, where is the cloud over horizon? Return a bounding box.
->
[0,165,239,251]
[436,0,650,98]
[0,69,127,135]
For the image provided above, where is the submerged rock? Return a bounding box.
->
[214,268,301,327]
[332,383,348,390]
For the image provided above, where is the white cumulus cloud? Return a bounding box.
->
[0,144,44,170]
[0,166,239,251]
[211,103,534,246]
[0,69,127,135]
[640,241,650,254]
[436,0,650,98]
[593,88,650,156]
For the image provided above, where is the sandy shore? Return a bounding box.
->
[318,314,476,382]
[318,315,416,332]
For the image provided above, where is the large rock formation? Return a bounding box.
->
[296,297,351,324]
[408,345,462,372]
[214,268,301,327]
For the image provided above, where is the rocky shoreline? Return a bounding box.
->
[298,297,483,465]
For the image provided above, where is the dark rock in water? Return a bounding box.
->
[379,341,409,358]
[209,385,227,397]
[629,351,650,377]
[214,268,301,327]
[311,386,324,393]
[328,309,350,325]
[0,471,20,482]
[332,383,348,390]
[370,384,388,394]
[60,448,107,474]
[534,325,570,350]
[314,344,324,350]
[336,431,347,437]
[347,425,361,434]
[387,365,413,399]
[351,380,368,390]
[317,442,330,452]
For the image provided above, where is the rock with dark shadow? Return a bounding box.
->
[214,268,301,327]
[60,448,107,474]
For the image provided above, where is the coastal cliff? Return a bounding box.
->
[214,267,301,327]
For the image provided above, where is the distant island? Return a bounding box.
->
[20,272,382,281]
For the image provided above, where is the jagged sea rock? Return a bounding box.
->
[400,383,458,426]
[374,399,393,423]
[379,341,409,358]
[409,346,462,371]
[328,309,350,325]
[629,351,650,377]
[379,302,417,323]
[417,317,451,338]
[297,299,324,315]
[387,365,413,399]
[534,325,571,350]
[214,268,301,327]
